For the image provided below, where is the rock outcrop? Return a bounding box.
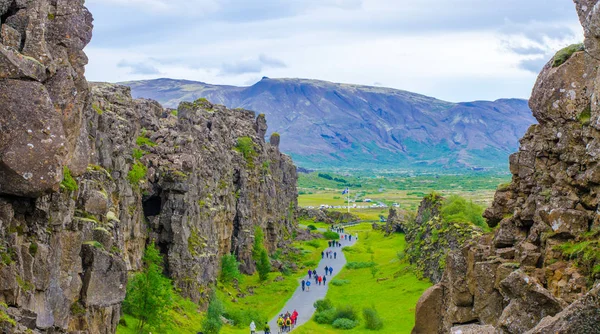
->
[297,208,358,225]
[0,0,93,197]
[396,194,483,283]
[0,2,298,332]
[413,1,600,332]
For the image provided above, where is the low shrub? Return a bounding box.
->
[314,308,336,324]
[313,299,334,312]
[363,307,384,330]
[332,318,358,330]
[331,279,350,286]
[342,246,360,253]
[307,224,317,231]
[303,260,318,268]
[323,231,340,240]
[306,240,321,248]
[334,305,359,321]
[345,261,376,269]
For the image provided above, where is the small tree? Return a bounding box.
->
[253,227,271,281]
[257,248,271,281]
[123,242,174,332]
[202,293,224,334]
[252,227,265,260]
[220,254,242,283]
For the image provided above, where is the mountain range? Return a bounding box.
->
[123,77,535,171]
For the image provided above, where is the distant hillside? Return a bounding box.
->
[123,77,535,171]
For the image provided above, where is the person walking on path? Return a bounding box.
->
[328,240,331,247]
[355,233,359,240]
[250,320,256,334]
[314,274,318,284]
[312,269,317,277]
[324,266,329,276]
[321,251,324,259]
[323,276,327,285]
[308,269,312,279]
[334,251,337,259]
[264,322,271,334]
[285,317,292,332]
[329,267,333,275]
[301,279,306,292]
[306,280,311,291]
[277,316,284,333]
[349,235,352,242]
[318,275,323,286]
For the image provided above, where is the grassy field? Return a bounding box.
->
[298,172,507,216]
[294,224,431,334]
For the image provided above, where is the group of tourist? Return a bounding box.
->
[276,310,298,333]
[301,265,334,291]
[248,309,298,334]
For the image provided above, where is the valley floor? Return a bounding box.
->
[117,224,429,334]
[294,224,431,333]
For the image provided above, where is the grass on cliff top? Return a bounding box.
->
[294,224,431,334]
[218,237,328,334]
[552,43,584,67]
[440,195,488,231]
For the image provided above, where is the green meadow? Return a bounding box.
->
[295,224,431,334]
[298,172,507,214]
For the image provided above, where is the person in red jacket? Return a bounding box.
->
[291,310,298,328]
[318,275,323,286]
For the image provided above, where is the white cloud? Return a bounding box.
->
[84,0,583,101]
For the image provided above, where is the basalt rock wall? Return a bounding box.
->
[413,1,600,333]
[0,1,298,332]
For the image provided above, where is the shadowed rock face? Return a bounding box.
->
[413,1,600,333]
[0,0,93,197]
[0,2,298,332]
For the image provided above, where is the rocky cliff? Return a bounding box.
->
[0,1,298,332]
[413,1,600,333]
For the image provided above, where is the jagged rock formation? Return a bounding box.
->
[0,0,93,197]
[0,2,298,332]
[392,195,483,283]
[413,1,600,333]
[297,208,358,225]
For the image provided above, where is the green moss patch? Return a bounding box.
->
[552,43,584,68]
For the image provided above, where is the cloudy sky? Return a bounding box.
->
[85,0,583,102]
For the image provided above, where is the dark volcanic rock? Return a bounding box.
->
[413,1,600,332]
[0,2,298,332]
[0,0,93,197]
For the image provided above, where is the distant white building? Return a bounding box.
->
[365,198,372,202]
